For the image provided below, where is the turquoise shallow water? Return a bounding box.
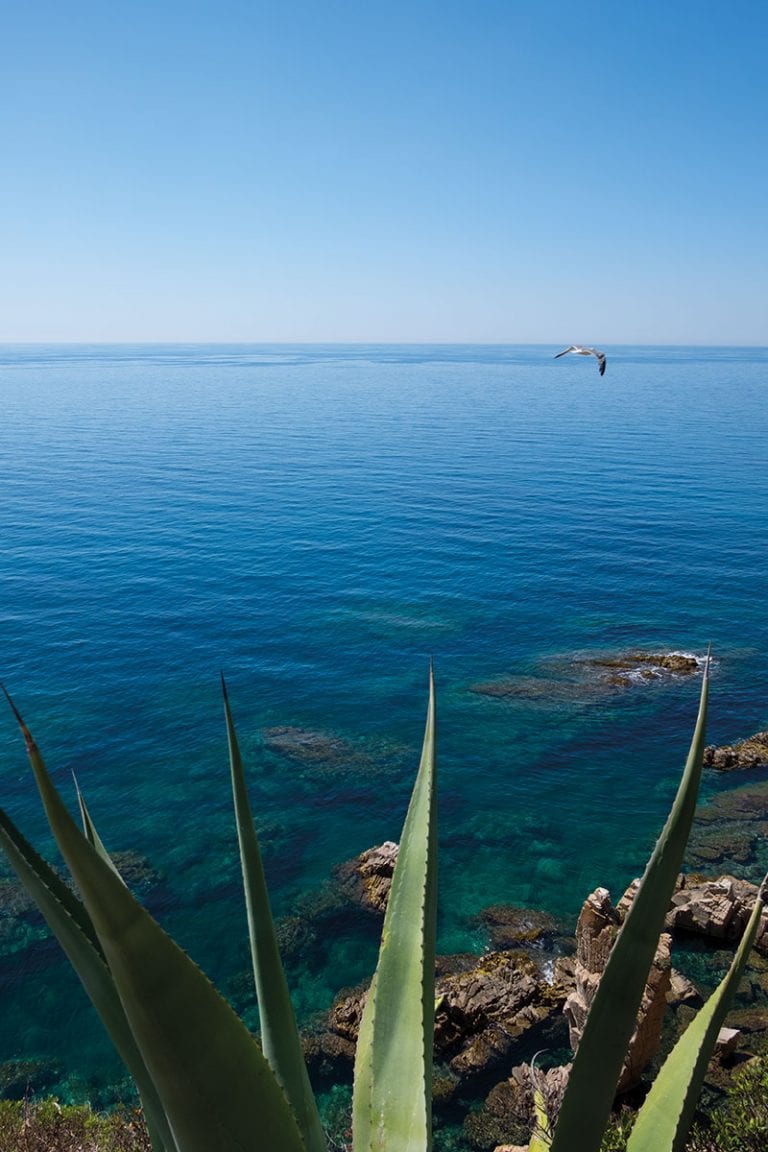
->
[1,343,767,1109]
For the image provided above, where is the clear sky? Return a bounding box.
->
[2,1,766,344]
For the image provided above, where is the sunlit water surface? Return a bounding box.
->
[1,344,767,1125]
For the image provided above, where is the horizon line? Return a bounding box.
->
[1,340,767,348]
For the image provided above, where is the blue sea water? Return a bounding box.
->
[1,343,767,1114]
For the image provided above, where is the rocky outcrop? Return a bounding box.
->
[300,1029,356,1082]
[304,949,575,1088]
[667,969,702,1006]
[703,731,768,772]
[563,886,672,1093]
[663,874,768,954]
[332,841,399,914]
[434,950,572,1080]
[470,650,703,705]
[580,650,701,683]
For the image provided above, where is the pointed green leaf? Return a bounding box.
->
[74,774,125,882]
[550,658,710,1152]
[0,804,175,1152]
[627,875,767,1152]
[528,1054,553,1151]
[352,663,437,1152]
[4,690,306,1152]
[222,676,326,1152]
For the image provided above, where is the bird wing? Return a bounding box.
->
[591,349,607,375]
[553,346,577,359]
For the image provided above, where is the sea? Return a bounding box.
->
[1,344,767,1134]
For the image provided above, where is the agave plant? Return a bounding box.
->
[0,658,764,1152]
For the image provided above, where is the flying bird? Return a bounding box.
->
[554,345,606,376]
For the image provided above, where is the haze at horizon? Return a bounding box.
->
[2,1,766,345]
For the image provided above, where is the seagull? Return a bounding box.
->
[554,345,606,376]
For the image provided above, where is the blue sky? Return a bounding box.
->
[2,1,766,343]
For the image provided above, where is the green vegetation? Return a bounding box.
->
[0,660,765,1152]
[597,1054,768,1152]
[0,1099,150,1151]
[687,1054,768,1152]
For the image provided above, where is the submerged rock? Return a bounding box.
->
[0,876,47,955]
[469,676,597,703]
[688,779,768,872]
[262,726,361,769]
[110,850,164,894]
[261,725,409,781]
[0,1058,61,1099]
[703,730,768,772]
[470,904,563,952]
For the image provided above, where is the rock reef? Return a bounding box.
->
[470,648,704,704]
[703,730,768,772]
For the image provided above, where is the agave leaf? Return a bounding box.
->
[550,657,710,1152]
[529,1100,552,1152]
[528,1053,552,1151]
[4,689,306,1152]
[352,663,438,1152]
[222,676,326,1152]
[0,804,175,1152]
[74,773,125,883]
[626,874,768,1152]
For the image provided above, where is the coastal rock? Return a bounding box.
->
[435,950,569,1081]
[715,1027,741,1059]
[667,969,703,1006]
[471,649,703,708]
[564,886,672,1093]
[662,874,768,953]
[305,949,572,1086]
[580,650,701,684]
[332,841,399,915]
[327,983,368,1041]
[300,1030,356,1081]
[703,731,768,772]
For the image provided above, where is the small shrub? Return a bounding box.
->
[0,1099,151,1152]
[686,1055,768,1152]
